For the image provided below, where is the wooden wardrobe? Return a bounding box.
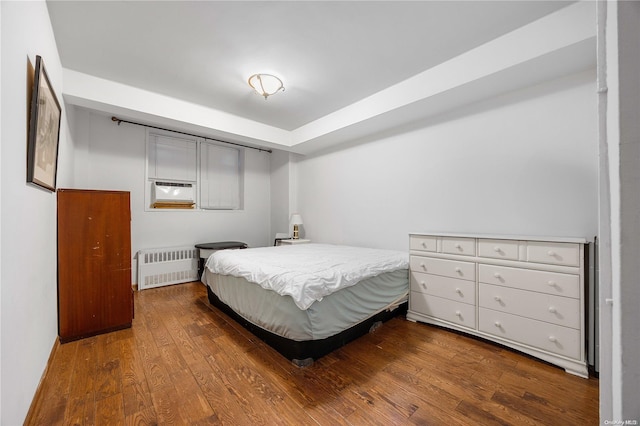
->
[57,189,133,342]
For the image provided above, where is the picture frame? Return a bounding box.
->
[27,55,61,192]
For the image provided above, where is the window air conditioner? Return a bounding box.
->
[152,181,195,209]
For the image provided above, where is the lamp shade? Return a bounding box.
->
[289,213,303,225]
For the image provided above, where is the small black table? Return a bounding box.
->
[195,241,248,278]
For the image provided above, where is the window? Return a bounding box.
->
[200,142,241,210]
[145,130,243,210]
[148,134,197,181]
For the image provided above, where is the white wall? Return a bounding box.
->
[0,1,73,424]
[71,109,272,271]
[603,1,640,422]
[296,69,598,251]
[270,150,291,239]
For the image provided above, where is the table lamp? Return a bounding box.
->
[289,213,303,239]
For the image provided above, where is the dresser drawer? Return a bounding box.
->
[479,308,581,359]
[410,256,475,281]
[410,292,476,329]
[410,271,475,304]
[526,241,580,267]
[410,235,437,252]
[478,239,519,260]
[478,283,580,329]
[441,237,476,256]
[478,264,580,299]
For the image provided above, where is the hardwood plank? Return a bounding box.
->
[162,314,205,365]
[149,386,189,424]
[141,309,173,348]
[94,355,122,401]
[455,398,530,426]
[205,343,289,425]
[140,355,173,392]
[123,408,157,426]
[491,388,576,425]
[120,333,148,389]
[188,360,254,424]
[28,340,79,425]
[497,369,599,421]
[169,367,216,423]
[408,405,471,426]
[122,380,155,419]
[41,338,77,405]
[63,337,98,425]
[248,344,360,422]
[157,342,189,372]
[27,282,599,425]
[95,393,125,425]
[128,317,161,365]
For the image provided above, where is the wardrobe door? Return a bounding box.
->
[57,189,132,342]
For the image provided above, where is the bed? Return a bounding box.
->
[202,243,409,366]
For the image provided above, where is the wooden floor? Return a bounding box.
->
[27,282,599,425]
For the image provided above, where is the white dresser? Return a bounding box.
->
[408,232,589,377]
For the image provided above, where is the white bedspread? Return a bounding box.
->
[205,243,409,310]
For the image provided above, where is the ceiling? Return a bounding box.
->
[47,1,576,137]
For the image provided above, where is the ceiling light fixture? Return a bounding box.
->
[248,73,284,99]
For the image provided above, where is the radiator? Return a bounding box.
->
[137,246,199,290]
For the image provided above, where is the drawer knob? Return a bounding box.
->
[421,281,427,289]
[494,321,502,328]
[455,243,462,249]
[548,336,557,343]
[421,242,427,248]
[547,250,557,257]
[548,306,557,314]
[455,267,462,274]
[420,262,426,269]
[547,280,557,287]
[455,288,462,295]
[455,310,462,318]
[494,296,502,302]
[493,272,502,279]
[493,246,502,253]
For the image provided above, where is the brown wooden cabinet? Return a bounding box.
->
[57,189,133,342]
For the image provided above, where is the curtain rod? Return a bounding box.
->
[110,116,272,153]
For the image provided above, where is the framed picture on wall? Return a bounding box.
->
[27,55,61,192]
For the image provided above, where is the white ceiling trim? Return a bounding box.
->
[61,2,595,155]
[290,1,596,154]
[62,69,292,150]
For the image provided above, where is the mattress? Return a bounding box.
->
[205,243,409,309]
[204,268,408,341]
[202,243,409,363]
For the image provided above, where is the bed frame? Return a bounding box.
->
[206,285,408,366]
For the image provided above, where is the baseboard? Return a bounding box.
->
[23,338,60,424]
